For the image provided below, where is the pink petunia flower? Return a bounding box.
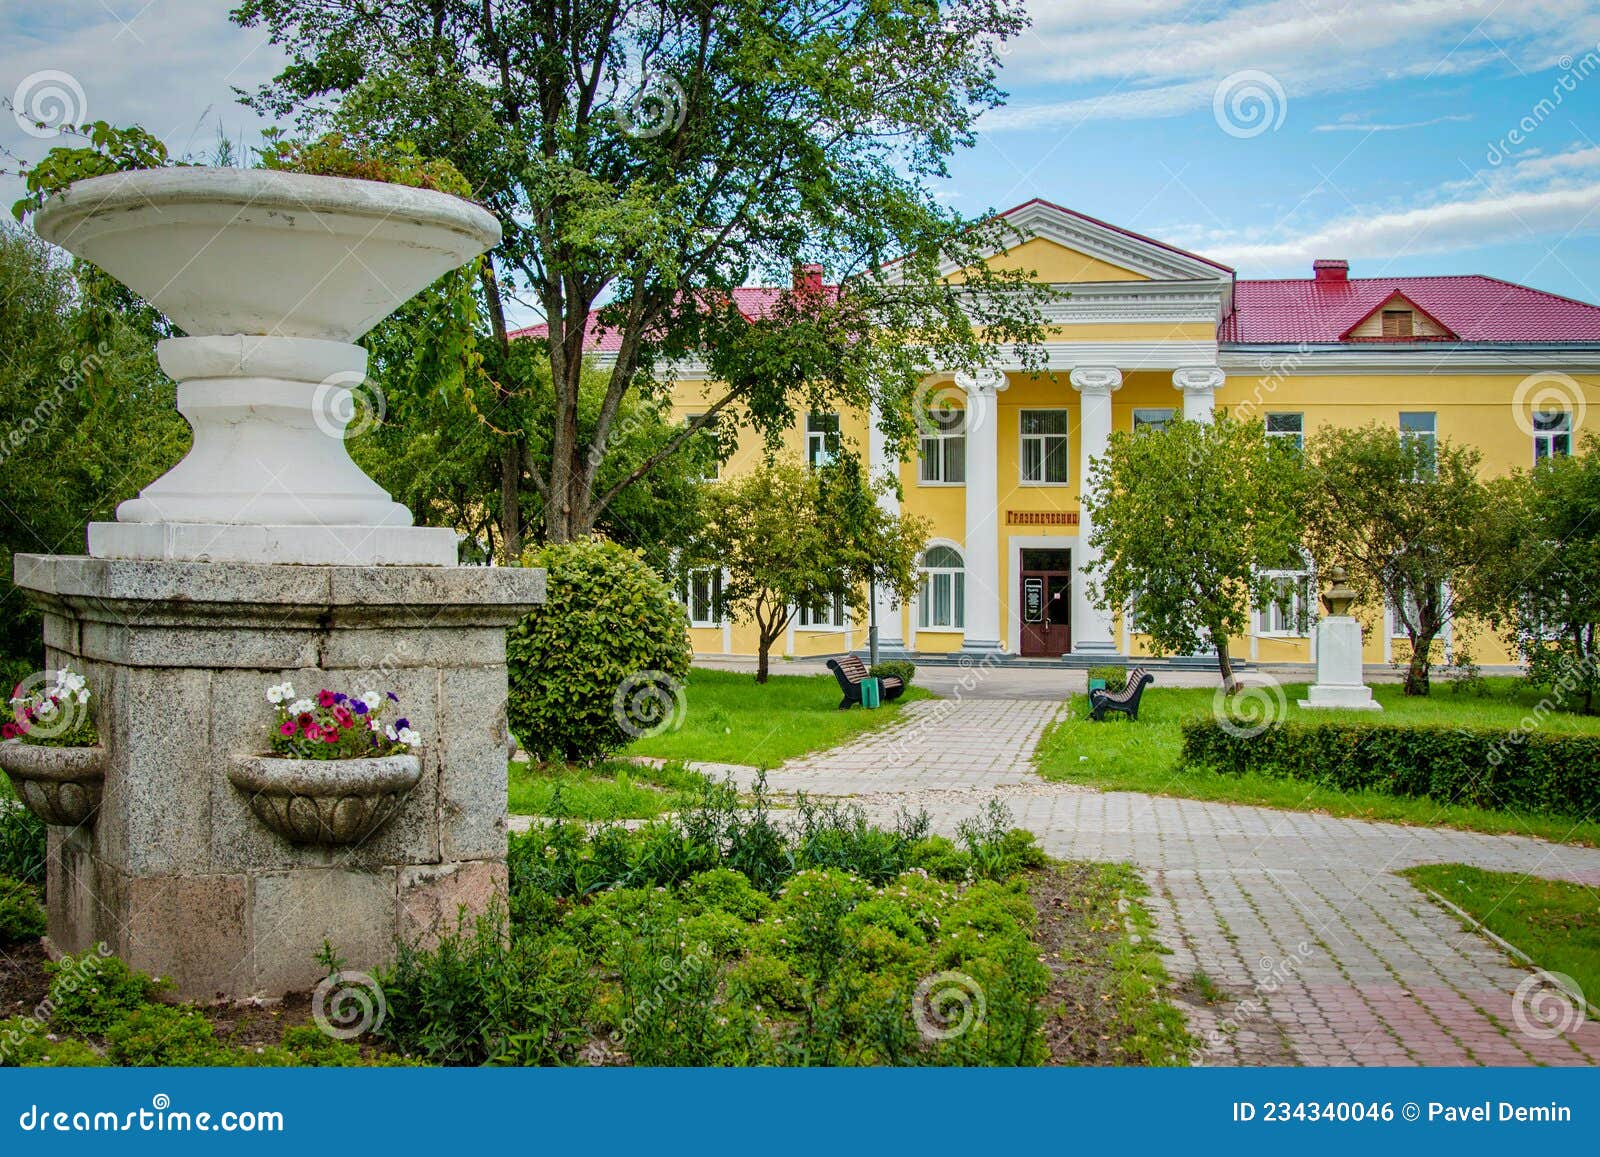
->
[333,706,354,728]
[279,722,296,737]
[322,731,338,744]
[318,689,337,708]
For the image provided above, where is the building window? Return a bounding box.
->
[1382,308,1415,339]
[918,409,966,484]
[1133,408,1174,433]
[917,545,965,629]
[806,412,839,469]
[1390,585,1444,639]
[684,413,719,480]
[1019,410,1070,484]
[686,568,721,627]
[1400,411,1436,479]
[1258,572,1311,637]
[1533,410,1572,462]
[797,591,846,629]
[1265,412,1304,450]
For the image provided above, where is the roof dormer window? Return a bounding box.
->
[1382,308,1414,339]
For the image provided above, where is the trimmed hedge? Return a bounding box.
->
[1088,665,1127,692]
[869,659,916,688]
[1179,717,1600,820]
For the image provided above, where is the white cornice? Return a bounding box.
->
[1037,281,1228,325]
[1219,344,1600,375]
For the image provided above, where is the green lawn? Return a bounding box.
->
[1401,864,1600,1019]
[507,759,723,819]
[1034,678,1600,845]
[624,666,933,767]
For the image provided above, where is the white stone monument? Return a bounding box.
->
[14,169,545,997]
[1298,565,1381,711]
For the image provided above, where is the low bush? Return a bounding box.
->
[1088,665,1127,692]
[0,875,45,946]
[506,538,691,765]
[105,1005,221,1066]
[45,951,170,1035]
[869,660,916,688]
[0,1019,105,1067]
[0,796,46,885]
[1179,717,1600,820]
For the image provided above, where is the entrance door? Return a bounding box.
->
[1019,548,1073,656]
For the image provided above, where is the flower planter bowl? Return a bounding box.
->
[228,753,421,847]
[0,740,107,827]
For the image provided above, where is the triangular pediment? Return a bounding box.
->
[942,199,1234,285]
[1341,290,1458,341]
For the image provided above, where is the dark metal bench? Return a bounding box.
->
[1089,667,1154,721]
[827,655,905,710]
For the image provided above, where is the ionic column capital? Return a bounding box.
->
[1173,365,1226,393]
[1069,366,1123,396]
[952,366,1009,396]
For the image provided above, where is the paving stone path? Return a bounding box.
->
[720,698,1600,1067]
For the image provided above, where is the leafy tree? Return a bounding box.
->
[1083,416,1305,689]
[1302,423,1493,696]
[1474,439,1600,713]
[0,225,188,679]
[232,0,1052,550]
[689,459,928,683]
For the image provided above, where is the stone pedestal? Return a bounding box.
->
[14,555,544,998]
[1299,616,1381,711]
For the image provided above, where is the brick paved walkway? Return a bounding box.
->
[724,698,1600,1067]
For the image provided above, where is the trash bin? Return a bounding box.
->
[1088,677,1107,693]
[861,676,881,708]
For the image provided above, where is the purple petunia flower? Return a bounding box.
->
[351,700,369,715]
[386,691,399,702]
[396,718,410,729]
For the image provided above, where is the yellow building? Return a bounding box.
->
[576,200,1600,667]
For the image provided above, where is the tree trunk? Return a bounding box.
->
[499,439,522,561]
[756,638,773,684]
[1403,633,1433,696]
[1216,637,1237,693]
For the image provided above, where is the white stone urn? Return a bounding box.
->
[0,740,107,827]
[32,168,502,566]
[228,752,422,847]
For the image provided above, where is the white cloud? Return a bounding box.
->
[1314,114,1472,132]
[986,0,1600,131]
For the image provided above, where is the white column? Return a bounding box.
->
[954,367,1009,653]
[1069,366,1123,654]
[867,401,904,652]
[1173,365,1224,423]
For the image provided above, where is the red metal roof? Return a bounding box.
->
[1222,274,1600,344]
[506,286,830,353]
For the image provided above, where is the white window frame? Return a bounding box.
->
[1265,411,1304,450]
[685,568,722,628]
[1257,570,1312,638]
[1133,408,1175,433]
[1400,411,1437,480]
[1532,409,1572,464]
[797,591,847,630]
[917,410,966,486]
[1019,410,1070,486]
[917,544,966,630]
[806,412,839,469]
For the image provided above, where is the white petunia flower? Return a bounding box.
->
[397,727,420,748]
[288,698,315,715]
[362,691,382,710]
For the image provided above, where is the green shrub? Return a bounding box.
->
[1179,717,1600,819]
[45,951,170,1035]
[684,868,772,922]
[869,659,916,688]
[908,835,970,881]
[105,1005,222,1066]
[377,907,594,1066]
[0,1017,105,1067]
[957,800,1049,879]
[0,797,46,885]
[506,538,691,764]
[1088,665,1128,692]
[0,875,45,946]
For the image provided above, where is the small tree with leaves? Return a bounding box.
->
[1083,416,1306,689]
[1303,423,1492,696]
[689,459,927,683]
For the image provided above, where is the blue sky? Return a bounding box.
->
[5,0,1600,306]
